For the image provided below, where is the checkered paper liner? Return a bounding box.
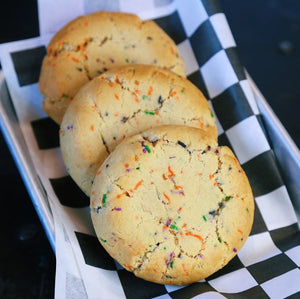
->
[0,0,300,298]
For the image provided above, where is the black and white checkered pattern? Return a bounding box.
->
[1,0,299,298]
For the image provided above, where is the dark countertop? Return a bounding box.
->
[0,1,299,298]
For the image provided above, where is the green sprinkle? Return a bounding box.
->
[142,95,150,100]
[113,136,116,140]
[218,237,222,243]
[170,224,178,230]
[170,261,174,269]
[131,142,134,144]
[163,247,166,250]
[203,215,207,221]
[211,112,214,118]
[214,244,217,247]
[136,167,140,170]
[144,145,151,153]
[181,89,185,93]
[102,193,107,205]
[149,244,152,247]
[63,94,69,98]
[125,58,129,63]
[246,208,250,213]
[100,237,107,243]
[225,196,231,201]
[145,111,155,115]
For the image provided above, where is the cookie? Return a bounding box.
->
[90,125,254,285]
[60,65,217,196]
[39,11,185,124]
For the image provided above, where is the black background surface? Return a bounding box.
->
[0,1,299,298]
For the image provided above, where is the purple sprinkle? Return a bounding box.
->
[169,156,176,159]
[238,170,242,173]
[67,125,73,130]
[233,248,237,252]
[164,237,168,240]
[165,252,174,267]
[114,208,122,211]
[126,169,131,172]
[109,58,114,63]
[199,254,203,258]
[141,141,145,146]
[166,220,171,226]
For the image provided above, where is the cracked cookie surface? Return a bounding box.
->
[90,125,254,285]
[60,65,217,196]
[38,11,185,124]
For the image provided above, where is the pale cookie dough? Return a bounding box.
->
[90,125,254,285]
[60,65,217,196]
[39,11,185,124]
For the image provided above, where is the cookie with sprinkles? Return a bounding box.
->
[90,125,254,285]
[39,11,185,124]
[60,64,217,196]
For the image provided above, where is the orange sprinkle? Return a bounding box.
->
[168,166,175,177]
[114,94,119,100]
[125,163,129,168]
[47,46,52,54]
[134,180,143,190]
[150,181,154,185]
[185,232,203,241]
[126,265,133,269]
[163,226,168,230]
[91,104,97,110]
[180,232,184,236]
[90,125,94,131]
[171,91,177,97]
[132,93,139,102]
[170,46,174,55]
[114,112,119,117]
[71,57,79,63]
[178,207,182,212]
[134,80,139,85]
[175,185,183,190]
[97,170,101,175]
[209,174,214,179]
[214,181,218,186]
[117,194,122,199]
[69,27,74,31]
[148,86,153,96]
[115,76,120,83]
[135,89,142,94]
[237,229,243,234]
[155,110,159,115]
[134,155,139,161]
[59,129,63,135]
[198,173,202,176]
[199,121,204,128]
[109,82,114,87]
[84,22,88,26]
[182,264,188,276]
[156,119,160,124]
[163,192,170,202]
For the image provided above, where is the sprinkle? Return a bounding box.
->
[102,193,107,205]
[113,207,122,211]
[170,224,178,230]
[237,229,243,234]
[142,95,150,100]
[90,125,94,131]
[168,166,175,177]
[125,163,129,168]
[147,36,153,40]
[211,112,214,118]
[163,193,170,202]
[116,194,122,199]
[71,57,79,63]
[181,88,185,93]
[134,180,143,190]
[113,136,116,140]
[177,207,182,213]
[144,145,151,153]
[185,232,203,241]
[76,67,82,72]
[134,155,139,161]
[100,237,107,243]
[203,215,207,221]
[177,140,186,148]
[182,264,188,276]
[246,208,250,213]
[66,125,73,130]
[125,58,129,63]
[170,261,174,269]
[109,58,115,63]
[109,82,114,87]
[148,86,153,96]
[114,94,119,100]
[63,94,69,98]
[199,254,204,258]
[136,167,140,170]
[198,173,202,176]
[158,95,162,104]
[97,170,101,175]
[165,252,174,267]
[233,248,237,252]
[209,174,214,179]
[150,181,154,185]
[145,111,155,115]
[218,237,222,243]
[126,169,131,172]
[106,164,109,168]
[134,80,139,85]
[97,70,103,74]
[84,22,88,26]
[209,210,216,215]
[132,93,139,102]
[171,91,177,97]
[225,196,231,201]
